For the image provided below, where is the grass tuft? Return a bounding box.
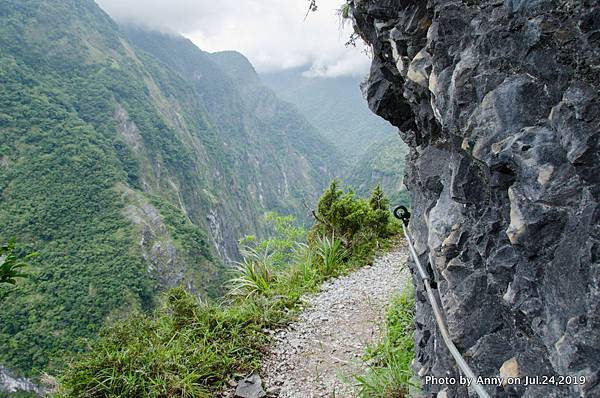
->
[356,286,418,398]
[314,234,347,276]
[227,246,276,299]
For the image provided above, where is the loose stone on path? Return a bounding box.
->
[260,245,410,398]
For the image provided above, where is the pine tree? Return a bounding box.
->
[369,184,389,211]
[369,185,391,237]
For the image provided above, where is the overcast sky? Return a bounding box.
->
[95,0,370,78]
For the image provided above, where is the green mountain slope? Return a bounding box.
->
[122,29,343,221]
[261,69,396,160]
[346,135,410,207]
[0,0,340,381]
[261,69,408,207]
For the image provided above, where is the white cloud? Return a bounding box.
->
[95,0,371,77]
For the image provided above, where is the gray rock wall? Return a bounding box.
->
[0,365,44,395]
[349,0,599,397]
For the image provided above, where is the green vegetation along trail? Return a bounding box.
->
[260,245,410,397]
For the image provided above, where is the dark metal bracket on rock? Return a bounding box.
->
[393,205,491,398]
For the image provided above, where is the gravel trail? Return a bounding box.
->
[261,244,410,398]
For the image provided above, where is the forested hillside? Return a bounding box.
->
[346,136,410,206]
[261,68,408,206]
[122,28,342,219]
[261,69,396,159]
[0,0,340,383]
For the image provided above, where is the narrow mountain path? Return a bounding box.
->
[260,244,410,398]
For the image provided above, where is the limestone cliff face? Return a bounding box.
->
[350,1,599,397]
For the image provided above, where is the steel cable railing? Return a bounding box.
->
[394,206,491,398]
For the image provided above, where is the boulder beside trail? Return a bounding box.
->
[235,373,266,398]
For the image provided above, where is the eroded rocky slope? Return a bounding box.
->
[349,0,599,396]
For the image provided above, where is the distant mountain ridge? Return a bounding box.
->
[261,68,409,206]
[261,68,397,160]
[0,0,341,382]
[122,27,343,229]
